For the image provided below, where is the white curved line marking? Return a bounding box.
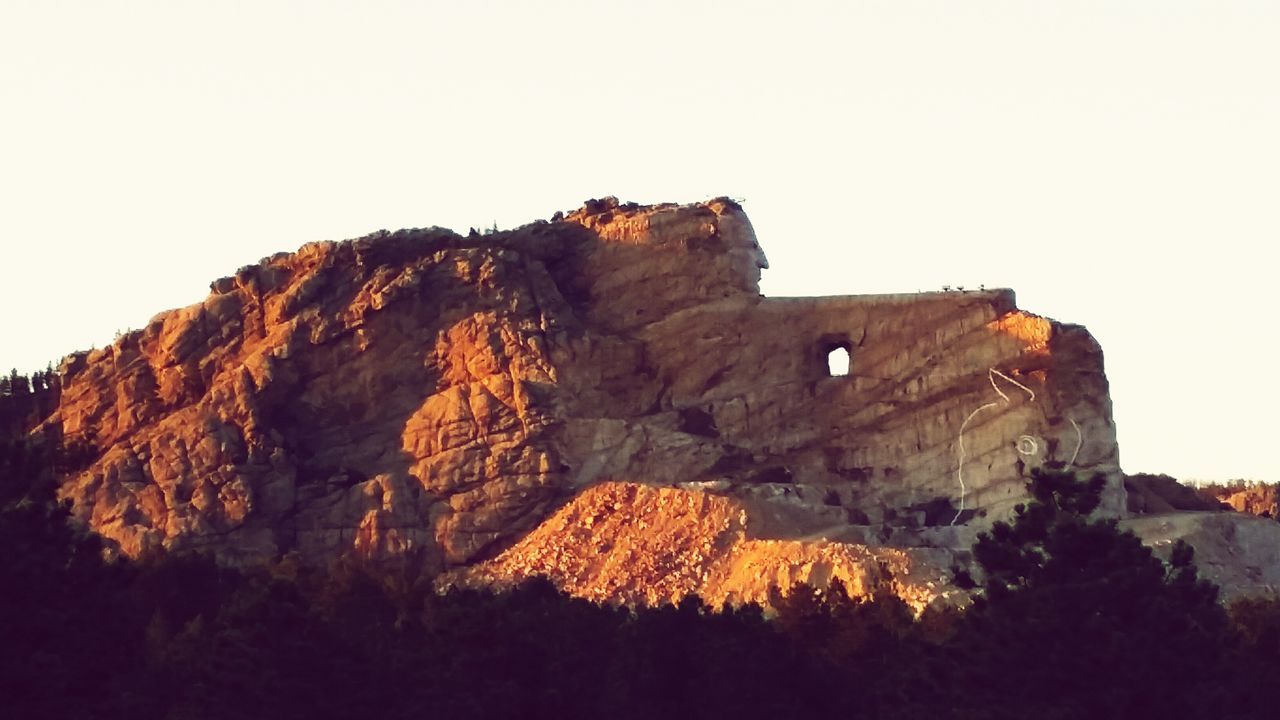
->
[988,367,1036,403]
[1067,417,1083,469]
[953,401,998,525]
[1016,435,1039,455]
[952,368,1036,526]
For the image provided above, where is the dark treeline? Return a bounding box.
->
[3,424,1280,718]
[0,366,94,515]
[0,366,60,438]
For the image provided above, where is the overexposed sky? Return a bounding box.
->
[2,1,1276,482]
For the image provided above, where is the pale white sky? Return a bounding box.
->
[2,1,1277,482]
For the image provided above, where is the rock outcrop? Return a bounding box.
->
[1125,512,1280,600]
[1202,482,1280,520]
[46,197,1125,604]
[1125,473,1227,514]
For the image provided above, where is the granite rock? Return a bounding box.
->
[48,196,1125,603]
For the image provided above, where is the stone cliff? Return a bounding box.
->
[1202,482,1280,519]
[46,197,1126,607]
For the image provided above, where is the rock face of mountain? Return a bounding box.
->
[1203,482,1280,520]
[1125,473,1226,514]
[48,197,1124,605]
[1125,512,1280,601]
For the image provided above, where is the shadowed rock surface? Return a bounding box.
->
[44,197,1128,606]
[1125,472,1228,514]
[1125,512,1280,601]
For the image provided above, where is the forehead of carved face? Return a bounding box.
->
[714,208,769,290]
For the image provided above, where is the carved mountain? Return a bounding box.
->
[47,197,1130,607]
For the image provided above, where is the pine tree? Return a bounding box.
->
[953,463,1235,718]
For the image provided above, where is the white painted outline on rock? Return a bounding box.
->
[952,370,1088,525]
[1016,435,1039,455]
[1067,417,1082,469]
[952,368,1036,526]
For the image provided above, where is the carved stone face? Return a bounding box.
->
[708,201,769,291]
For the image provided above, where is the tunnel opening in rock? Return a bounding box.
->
[819,335,853,377]
[827,347,851,376]
[817,334,854,378]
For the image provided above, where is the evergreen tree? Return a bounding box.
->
[951,464,1238,719]
[0,465,144,718]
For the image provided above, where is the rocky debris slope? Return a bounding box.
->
[1125,512,1280,600]
[1117,473,1280,599]
[447,482,959,612]
[45,197,1124,603]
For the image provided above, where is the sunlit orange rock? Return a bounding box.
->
[45,196,1124,603]
[448,482,958,612]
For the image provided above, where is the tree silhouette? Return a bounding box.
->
[953,464,1236,719]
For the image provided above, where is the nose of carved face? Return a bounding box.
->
[727,241,769,290]
[751,241,769,271]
